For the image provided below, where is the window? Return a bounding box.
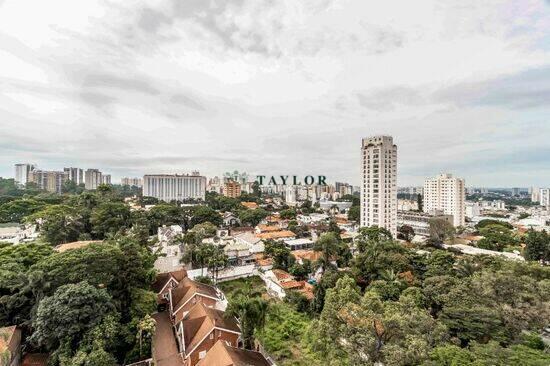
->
[209,333,214,340]
[199,351,207,359]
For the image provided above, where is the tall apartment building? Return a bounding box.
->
[63,167,84,185]
[143,174,206,202]
[14,163,35,185]
[223,180,241,198]
[360,135,398,237]
[531,187,540,203]
[121,177,143,187]
[28,170,68,194]
[540,189,550,208]
[85,169,103,190]
[423,173,465,227]
[101,174,112,185]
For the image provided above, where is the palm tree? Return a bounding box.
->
[225,295,268,349]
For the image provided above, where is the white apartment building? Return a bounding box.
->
[531,187,540,203]
[101,174,112,185]
[85,169,103,190]
[423,173,465,227]
[63,167,83,185]
[14,163,35,185]
[121,177,143,187]
[28,170,68,194]
[143,174,206,202]
[541,189,550,208]
[360,135,397,237]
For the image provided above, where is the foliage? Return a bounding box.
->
[398,224,415,241]
[27,205,85,245]
[31,281,115,350]
[524,229,550,262]
[265,240,295,271]
[280,208,297,220]
[225,295,268,349]
[190,206,222,227]
[238,208,269,227]
[347,205,359,222]
[428,218,455,244]
[0,198,45,223]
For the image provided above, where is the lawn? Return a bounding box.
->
[217,275,267,301]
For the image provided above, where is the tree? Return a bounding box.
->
[238,208,269,227]
[28,205,85,245]
[136,315,156,359]
[225,295,268,349]
[347,205,359,222]
[190,206,222,227]
[313,232,340,270]
[524,229,549,262]
[265,240,294,270]
[428,218,455,244]
[279,208,297,220]
[0,198,45,223]
[398,225,415,242]
[190,222,217,238]
[146,204,186,234]
[90,202,131,239]
[417,194,423,212]
[31,281,115,350]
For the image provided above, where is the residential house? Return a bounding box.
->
[177,303,241,366]
[197,340,270,366]
[283,238,313,251]
[222,213,240,227]
[170,278,224,325]
[152,268,188,305]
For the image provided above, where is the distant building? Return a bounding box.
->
[63,167,83,185]
[223,180,241,198]
[531,187,540,203]
[360,135,397,237]
[101,174,111,185]
[143,173,206,202]
[398,210,453,237]
[85,169,103,190]
[423,173,465,227]
[465,202,482,218]
[541,189,550,208]
[28,170,68,194]
[121,177,143,187]
[511,187,521,197]
[14,163,35,186]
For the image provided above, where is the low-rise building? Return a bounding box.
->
[397,211,453,237]
[284,238,314,251]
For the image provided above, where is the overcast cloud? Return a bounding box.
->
[0,0,549,186]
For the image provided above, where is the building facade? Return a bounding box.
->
[28,170,68,194]
[541,188,550,208]
[101,174,111,185]
[63,167,83,185]
[423,173,465,227]
[121,177,143,187]
[14,163,35,186]
[360,135,398,237]
[397,210,453,237]
[223,180,241,198]
[84,169,103,190]
[143,174,206,202]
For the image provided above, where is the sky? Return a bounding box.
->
[0,0,549,187]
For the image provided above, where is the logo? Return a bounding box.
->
[256,175,327,186]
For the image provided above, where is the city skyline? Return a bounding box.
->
[1,1,550,186]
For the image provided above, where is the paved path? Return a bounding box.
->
[152,312,185,366]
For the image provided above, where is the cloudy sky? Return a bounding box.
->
[1,0,549,187]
